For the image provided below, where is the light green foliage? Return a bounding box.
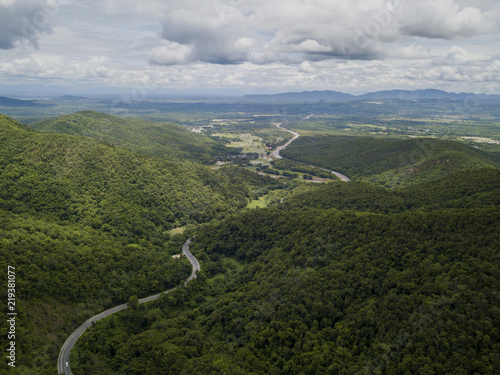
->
[30,111,224,164]
[272,159,335,179]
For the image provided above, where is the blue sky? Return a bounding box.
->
[0,0,499,96]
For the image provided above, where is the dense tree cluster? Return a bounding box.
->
[73,169,499,374]
[284,169,500,213]
[0,114,279,374]
[30,111,225,164]
[272,159,335,179]
[282,135,500,187]
[0,114,277,231]
[2,111,499,374]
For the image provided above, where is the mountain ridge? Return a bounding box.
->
[0,96,54,107]
[30,110,224,164]
[242,88,500,103]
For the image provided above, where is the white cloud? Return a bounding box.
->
[433,46,472,65]
[0,0,499,94]
[234,37,255,50]
[399,1,496,39]
[151,0,500,65]
[290,39,332,53]
[149,41,193,65]
[299,62,315,73]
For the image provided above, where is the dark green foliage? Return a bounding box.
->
[284,168,500,213]
[0,113,279,373]
[272,159,334,179]
[0,207,193,373]
[282,135,500,187]
[0,114,264,230]
[30,111,224,164]
[2,111,499,374]
[72,169,499,374]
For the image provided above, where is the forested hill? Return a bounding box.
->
[30,111,224,164]
[281,168,500,213]
[0,113,273,229]
[0,113,280,374]
[72,167,499,374]
[282,135,500,188]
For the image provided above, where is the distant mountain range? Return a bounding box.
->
[242,90,355,103]
[243,89,500,103]
[0,96,54,107]
[1,89,499,107]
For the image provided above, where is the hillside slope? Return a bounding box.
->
[282,135,500,187]
[72,169,499,374]
[30,111,223,164]
[0,113,279,374]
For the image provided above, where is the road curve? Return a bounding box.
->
[330,171,350,182]
[270,122,300,159]
[308,165,351,182]
[57,239,200,375]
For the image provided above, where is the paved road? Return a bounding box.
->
[329,171,350,182]
[270,122,300,159]
[309,165,351,182]
[57,239,199,374]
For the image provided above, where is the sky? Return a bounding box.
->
[0,0,499,97]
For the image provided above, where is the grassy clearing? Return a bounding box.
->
[246,196,269,209]
[168,227,186,237]
[212,132,268,154]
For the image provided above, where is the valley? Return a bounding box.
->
[0,91,498,375]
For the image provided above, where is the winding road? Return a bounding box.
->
[315,166,351,182]
[270,122,300,159]
[271,122,350,182]
[57,122,348,374]
[57,239,199,375]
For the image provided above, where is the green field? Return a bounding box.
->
[212,132,269,155]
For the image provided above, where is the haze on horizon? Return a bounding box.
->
[0,0,499,97]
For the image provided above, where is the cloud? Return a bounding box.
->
[398,0,495,39]
[0,0,58,49]
[0,0,498,95]
[150,0,500,66]
[0,54,116,81]
[153,0,252,64]
[433,46,472,65]
[149,41,193,65]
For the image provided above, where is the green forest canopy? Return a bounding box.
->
[30,111,226,164]
[73,168,499,374]
[1,111,498,374]
[282,135,500,188]
[0,113,279,374]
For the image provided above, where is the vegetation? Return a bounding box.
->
[30,111,225,164]
[1,98,499,374]
[282,135,500,187]
[272,159,335,179]
[72,168,500,374]
[0,113,279,374]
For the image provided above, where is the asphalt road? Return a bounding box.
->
[309,165,351,182]
[270,122,300,159]
[57,239,200,374]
